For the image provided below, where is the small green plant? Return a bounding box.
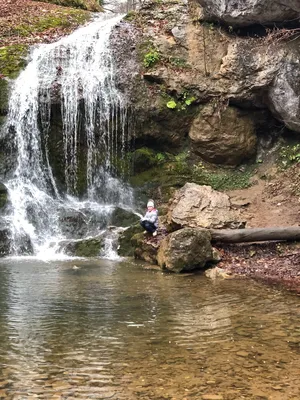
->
[143,50,160,68]
[166,100,177,109]
[165,92,196,111]
[124,11,137,21]
[155,153,166,162]
[278,143,300,169]
[168,57,187,68]
[185,96,196,106]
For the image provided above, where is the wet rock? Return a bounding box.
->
[58,209,89,239]
[197,0,300,27]
[236,351,249,357]
[189,104,257,166]
[109,207,139,227]
[205,267,231,280]
[0,182,8,209]
[0,226,11,256]
[167,183,245,230]
[132,232,159,264]
[118,223,143,257]
[63,235,104,257]
[157,227,213,273]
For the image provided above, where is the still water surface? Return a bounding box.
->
[0,258,299,399]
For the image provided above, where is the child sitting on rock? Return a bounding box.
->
[140,200,158,237]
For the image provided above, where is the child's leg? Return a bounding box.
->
[141,221,156,233]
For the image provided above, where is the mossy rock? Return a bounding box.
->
[65,236,103,257]
[0,79,10,117]
[0,45,28,79]
[118,223,143,257]
[110,207,140,228]
[132,147,161,173]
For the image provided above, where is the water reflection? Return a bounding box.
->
[0,258,299,399]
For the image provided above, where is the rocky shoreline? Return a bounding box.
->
[212,242,300,294]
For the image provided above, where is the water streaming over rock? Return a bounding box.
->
[2,13,134,257]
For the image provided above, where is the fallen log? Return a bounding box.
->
[210,227,300,243]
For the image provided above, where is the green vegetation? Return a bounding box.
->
[33,0,102,11]
[166,100,177,109]
[131,150,255,196]
[165,91,196,111]
[278,143,300,168]
[124,11,138,22]
[168,57,188,68]
[11,9,89,37]
[67,237,103,257]
[143,49,160,68]
[0,45,28,78]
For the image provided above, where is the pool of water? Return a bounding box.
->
[0,258,299,399]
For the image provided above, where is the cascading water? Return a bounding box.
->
[2,12,134,258]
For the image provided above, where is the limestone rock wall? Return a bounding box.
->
[110,0,300,166]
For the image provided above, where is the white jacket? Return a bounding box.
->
[142,208,158,228]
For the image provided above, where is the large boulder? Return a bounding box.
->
[157,227,213,273]
[167,183,245,230]
[189,104,257,165]
[132,233,159,264]
[268,58,300,133]
[197,0,300,27]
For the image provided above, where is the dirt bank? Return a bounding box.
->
[220,162,300,293]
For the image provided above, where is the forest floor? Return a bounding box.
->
[0,0,99,48]
[217,161,300,294]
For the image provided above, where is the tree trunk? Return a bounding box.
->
[210,227,300,243]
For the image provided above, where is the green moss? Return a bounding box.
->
[0,80,9,117]
[12,9,89,37]
[67,237,103,257]
[124,10,138,22]
[132,147,169,173]
[0,45,28,78]
[33,0,103,11]
[130,153,256,199]
[118,223,143,257]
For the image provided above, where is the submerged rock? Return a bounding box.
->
[167,183,245,230]
[157,227,213,273]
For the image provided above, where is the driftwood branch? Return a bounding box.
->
[210,227,300,243]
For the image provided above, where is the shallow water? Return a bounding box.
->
[0,259,299,399]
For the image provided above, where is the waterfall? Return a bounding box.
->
[2,13,134,257]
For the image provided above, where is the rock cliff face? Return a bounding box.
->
[110,0,300,166]
[197,0,300,27]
